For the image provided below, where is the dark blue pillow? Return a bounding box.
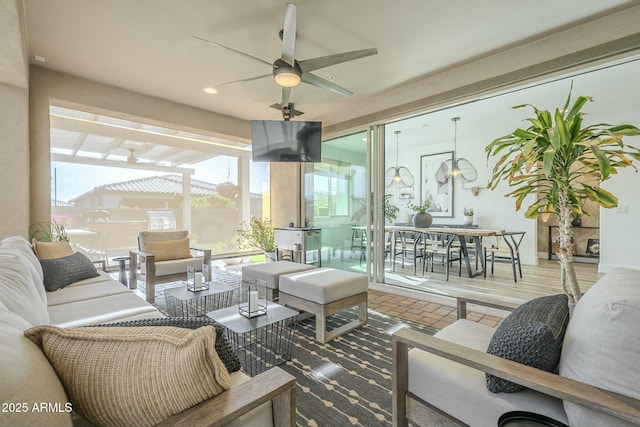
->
[40,252,100,292]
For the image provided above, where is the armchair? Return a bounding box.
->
[128,230,211,303]
[392,267,640,427]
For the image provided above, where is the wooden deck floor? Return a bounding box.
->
[382,258,603,306]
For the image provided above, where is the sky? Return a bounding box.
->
[52,155,270,202]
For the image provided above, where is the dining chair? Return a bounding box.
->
[483,231,526,282]
[422,232,462,280]
[392,230,424,275]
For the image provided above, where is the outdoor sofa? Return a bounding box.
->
[0,235,295,427]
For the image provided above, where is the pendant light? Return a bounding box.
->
[385,130,415,188]
[441,117,478,183]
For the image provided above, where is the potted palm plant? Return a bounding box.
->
[486,84,640,302]
[236,217,276,262]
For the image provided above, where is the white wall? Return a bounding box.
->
[600,166,640,272]
[0,83,29,238]
[0,0,29,239]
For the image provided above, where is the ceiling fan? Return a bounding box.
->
[193,3,378,119]
[126,148,138,165]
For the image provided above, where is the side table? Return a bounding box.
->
[207,303,299,377]
[164,283,235,317]
[112,256,130,286]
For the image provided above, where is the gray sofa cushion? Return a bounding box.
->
[98,317,241,373]
[486,294,569,393]
[40,252,99,292]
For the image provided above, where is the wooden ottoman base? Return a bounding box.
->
[279,291,368,343]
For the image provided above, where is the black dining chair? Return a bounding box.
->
[484,231,526,282]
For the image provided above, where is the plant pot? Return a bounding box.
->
[412,212,433,228]
[463,215,474,225]
[264,251,277,263]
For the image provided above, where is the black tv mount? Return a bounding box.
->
[270,102,304,120]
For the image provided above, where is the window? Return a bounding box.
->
[48,106,268,266]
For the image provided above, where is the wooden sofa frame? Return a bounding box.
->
[391,296,640,426]
[156,367,296,427]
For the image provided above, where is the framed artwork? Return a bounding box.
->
[420,151,454,218]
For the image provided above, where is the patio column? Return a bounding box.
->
[182,173,192,232]
[238,157,250,224]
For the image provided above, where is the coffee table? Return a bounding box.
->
[207,303,299,377]
[164,282,235,317]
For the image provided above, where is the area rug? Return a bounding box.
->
[131,272,438,427]
[282,310,437,427]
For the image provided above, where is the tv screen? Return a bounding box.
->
[250,120,322,162]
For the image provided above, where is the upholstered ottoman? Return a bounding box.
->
[279,268,368,343]
[241,261,316,301]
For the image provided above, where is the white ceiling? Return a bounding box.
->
[22,0,638,127]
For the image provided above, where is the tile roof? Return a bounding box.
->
[98,174,217,197]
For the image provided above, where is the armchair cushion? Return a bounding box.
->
[24,324,231,427]
[144,238,192,261]
[39,252,100,292]
[32,239,73,260]
[486,294,569,393]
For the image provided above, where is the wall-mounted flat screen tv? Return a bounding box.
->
[250,120,322,162]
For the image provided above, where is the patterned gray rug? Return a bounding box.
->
[134,272,438,427]
[284,310,437,427]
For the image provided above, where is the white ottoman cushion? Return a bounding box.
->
[241,261,316,290]
[279,268,368,304]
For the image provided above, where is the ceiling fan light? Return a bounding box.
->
[274,68,301,87]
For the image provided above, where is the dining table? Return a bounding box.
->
[387,226,504,278]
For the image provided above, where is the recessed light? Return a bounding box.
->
[34,54,46,63]
[204,87,218,94]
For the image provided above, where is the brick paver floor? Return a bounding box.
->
[368,289,503,330]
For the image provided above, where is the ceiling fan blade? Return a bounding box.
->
[302,73,353,96]
[216,74,272,89]
[192,35,273,68]
[298,48,378,73]
[281,3,297,67]
[281,87,291,108]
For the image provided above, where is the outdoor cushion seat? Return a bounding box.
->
[241,260,316,300]
[279,267,368,343]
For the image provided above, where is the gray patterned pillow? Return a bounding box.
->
[486,294,569,393]
[98,317,242,373]
[40,252,100,292]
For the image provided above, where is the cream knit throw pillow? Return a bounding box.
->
[143,238,192,261]
[24,325,231,427]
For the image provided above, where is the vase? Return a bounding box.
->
[412,212,433,228]
[463,215,473,225]
[264,251,277,263]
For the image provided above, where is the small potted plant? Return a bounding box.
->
[29,219,69,242]
[463,208,474,225]
[407,199,433,228]
[236,217,276,262]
